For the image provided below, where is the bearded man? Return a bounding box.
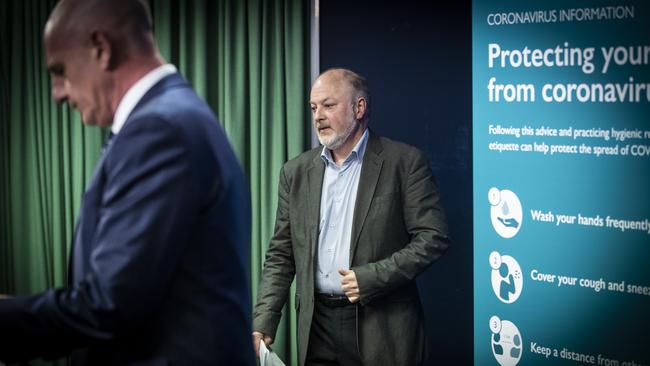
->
[252,68,450,366]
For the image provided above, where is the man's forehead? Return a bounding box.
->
[315,72,349,88]
[44,0,87,53]
[43,33,78,74]
[44,20,68,51]
[310,77,351,101]
[44,38,65,66]
[44,24,81,58]
[309,90,346,105]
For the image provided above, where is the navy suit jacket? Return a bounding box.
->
[0,74,254,365]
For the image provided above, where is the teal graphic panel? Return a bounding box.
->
[473,1,650,365]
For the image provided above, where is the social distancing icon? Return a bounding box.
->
[490,316,523,366]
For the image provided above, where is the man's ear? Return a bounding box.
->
[355,97,367,121]
[90,30,114,70]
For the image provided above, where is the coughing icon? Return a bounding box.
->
[489,251,523,304]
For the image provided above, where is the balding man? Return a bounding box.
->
[252,69,450,366]
[0,0,254,364]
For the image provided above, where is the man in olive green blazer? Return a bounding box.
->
[253,69,449,366]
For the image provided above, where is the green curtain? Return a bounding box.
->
[0,0,309,364]
[0,0,104,296]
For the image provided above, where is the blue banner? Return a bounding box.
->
[473,1,650,365]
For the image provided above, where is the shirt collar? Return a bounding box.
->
[111,64,177,135]
[320,128,369,166]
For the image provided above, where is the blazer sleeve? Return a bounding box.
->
[252,165,296,339]
[0,116,196,362]
[353,148,450,305]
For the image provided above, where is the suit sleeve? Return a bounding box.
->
[353,149,450,305]
[0,117,196,362]
[252,165,295,339]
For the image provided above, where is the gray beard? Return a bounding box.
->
[319,119,359,151]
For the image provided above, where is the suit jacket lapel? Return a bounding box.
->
[350,132,383,265]
[307,154,325,257]
[67,75,187,285]
[69,150,109,284]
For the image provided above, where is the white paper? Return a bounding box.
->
[259,340,286,366]
[259,338,270,365]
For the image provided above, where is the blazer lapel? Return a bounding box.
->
[67,75,187,285]
[307,154,325,257]
[350,132,383,264]
[69,149,109,284]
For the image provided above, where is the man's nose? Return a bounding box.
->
[51,79,68,104]
[313,106,325,122]
[52,87,67,104]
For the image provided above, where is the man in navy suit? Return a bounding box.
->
[0,0,254,364]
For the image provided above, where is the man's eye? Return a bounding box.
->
[50,65,64,77]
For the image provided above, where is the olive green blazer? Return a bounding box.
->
[253,131,450,366]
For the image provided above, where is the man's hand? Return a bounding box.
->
[252,331,273,358]
[497,216,519,229]
[0,294,9,299]
[339,269,360,303]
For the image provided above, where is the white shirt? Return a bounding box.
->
[111,64,177,135]
[315,128,369,294]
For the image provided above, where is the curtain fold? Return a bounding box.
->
[0,1,309,364]
[151,1,308,363]
[0,0,104,297]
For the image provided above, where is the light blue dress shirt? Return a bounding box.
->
[315,128,369,295]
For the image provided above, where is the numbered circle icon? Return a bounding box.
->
[489,188,523,239]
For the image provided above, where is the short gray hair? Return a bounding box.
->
[320,68,371,123]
